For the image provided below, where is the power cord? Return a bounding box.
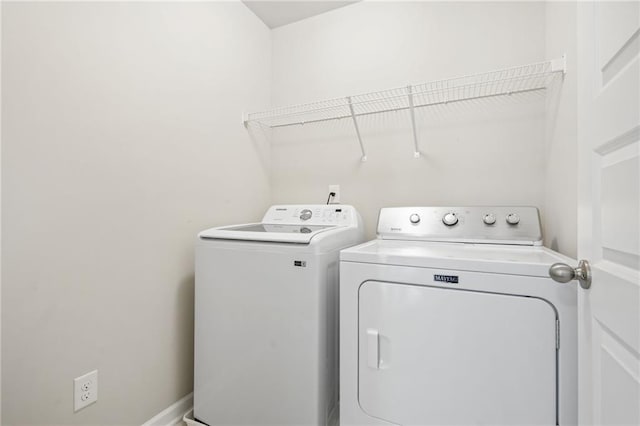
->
[326,192,336,205]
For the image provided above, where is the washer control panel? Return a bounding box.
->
[377,206,542,245]
[262,204,358,226]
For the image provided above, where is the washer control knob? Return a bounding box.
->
[442,212,458,226]
[409,214,421,224]
[299,209,312,221]
[506,213,520,225]
[483,213,496,225]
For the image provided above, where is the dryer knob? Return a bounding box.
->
[506,213,520,225]
[409,214,421,224]
[483,213,496,225]
[300,209,312,221]
[442,212,458,226]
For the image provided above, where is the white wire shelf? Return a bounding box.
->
[243,56,566,161]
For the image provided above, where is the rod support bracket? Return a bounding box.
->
[407,86,421,158]
[550,54,567,75]
[347,96,368,161]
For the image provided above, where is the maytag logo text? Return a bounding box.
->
[434,274,459,284]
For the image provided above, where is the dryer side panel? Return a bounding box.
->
[358,280,557,426]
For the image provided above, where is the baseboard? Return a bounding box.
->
[141,392,193,426]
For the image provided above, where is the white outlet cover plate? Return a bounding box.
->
[329,184,340,203]
[74,369,98,412]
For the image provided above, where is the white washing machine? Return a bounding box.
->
[195,204,364,426]
[340,207,577,426]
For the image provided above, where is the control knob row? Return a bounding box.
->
[483,213,520,225]
[482,213,521,225]
[411,212,460,227]
[408,212,521,226]
[441,212,520,227]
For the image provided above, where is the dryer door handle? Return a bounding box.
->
[366,328,380,369]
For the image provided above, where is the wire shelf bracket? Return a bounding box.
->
[407,85,421,158]
[346,96,367,162]
[243,55,567,160]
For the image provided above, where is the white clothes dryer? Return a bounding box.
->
[195,205,364,426]
[340,207,577,426]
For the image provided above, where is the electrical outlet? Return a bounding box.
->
[74,370,98,412]
[329,184,340,204]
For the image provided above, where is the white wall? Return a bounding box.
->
[1,2,270,424]
[269,1,548,238]
[544,1,578,258]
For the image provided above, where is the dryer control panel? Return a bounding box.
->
[262,204,359,227]
[377,206,542,245]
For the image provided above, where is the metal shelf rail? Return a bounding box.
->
[243,56,566,162]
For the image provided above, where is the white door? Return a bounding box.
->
[577,2,640,425]
[358,280,557,426]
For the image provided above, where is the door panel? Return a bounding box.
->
[597,1,639,84]
[578,2,640,425]
[595,325,640,425]
[358,281,556,426]
[601,144,639,259]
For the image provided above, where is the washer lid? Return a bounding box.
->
[340,239,573,277]
[199,204,361,244]
[199,223,339,244]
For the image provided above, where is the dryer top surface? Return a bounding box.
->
[340,239,573,278]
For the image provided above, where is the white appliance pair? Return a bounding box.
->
[195,205,577,426]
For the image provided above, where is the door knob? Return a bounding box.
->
[549,260,591,289]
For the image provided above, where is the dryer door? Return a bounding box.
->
[358,280,557,426]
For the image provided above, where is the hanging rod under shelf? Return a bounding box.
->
[243,55,566,161]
